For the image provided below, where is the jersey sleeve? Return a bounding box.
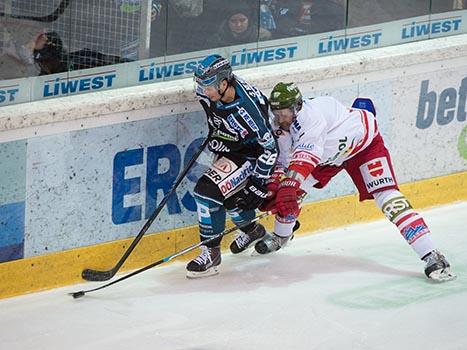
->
[288,108,327,179]
[274,128,292,171]
[237,105,278,180]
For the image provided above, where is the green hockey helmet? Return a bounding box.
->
[269,82,303,112]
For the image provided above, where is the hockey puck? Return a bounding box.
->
[71,291,85,299]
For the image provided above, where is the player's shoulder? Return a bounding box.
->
[309,96,349,118]
[308,95,342,108]
[297,98,326,121]
[235,77,267,107]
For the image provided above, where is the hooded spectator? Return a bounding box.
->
[210,3,270,48]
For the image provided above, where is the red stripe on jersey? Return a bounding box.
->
[291,150,320,166]
[349,110,370,157]
[288,161,316,178]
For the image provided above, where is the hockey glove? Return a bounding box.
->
[276,178,301,218]
[235,177,269,211]
[265,168,286,198]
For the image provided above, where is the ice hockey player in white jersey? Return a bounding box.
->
[255,82,456,282]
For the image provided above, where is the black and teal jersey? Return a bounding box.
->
[197,76,278,180]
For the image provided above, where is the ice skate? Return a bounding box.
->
[230,223,266,254]
[186,246,221,279]
[422,250,456,282]
[254,232,293,254]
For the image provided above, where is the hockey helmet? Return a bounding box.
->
[194,54,233,89]
[269,82,303,112]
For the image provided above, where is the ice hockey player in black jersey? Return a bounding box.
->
[186,54,278,278]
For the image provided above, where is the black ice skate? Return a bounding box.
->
[186,246,221,279]
[254,232,293,254]
[230,223,266,254]
[422,250,456,282]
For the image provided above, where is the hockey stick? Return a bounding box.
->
[70,211,274,298]
[81,137,210,282]
[0,0,72,22]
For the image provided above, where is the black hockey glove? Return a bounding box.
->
[235,177,269,211]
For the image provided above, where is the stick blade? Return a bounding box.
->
[82,268,114,281]
[69,291,86,299]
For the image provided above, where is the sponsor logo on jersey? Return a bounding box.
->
[367,160,384,177]
[213,158,234,173]
[206,158,237,184]
[212,129,239,142]
[219,162,254,196]
[360,157,395,192]
[238,107,259,132]
[366,176,395,190]
[208,139,231,153]
[402,221,429,244]
[221,116,238,135]
[205,168,224,184]
[296,143,314,151]
[382,197,412,222]
[227,114,249,138]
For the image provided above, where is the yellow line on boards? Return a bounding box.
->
[0,171,466,299]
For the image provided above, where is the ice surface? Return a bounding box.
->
[1,202,466,350]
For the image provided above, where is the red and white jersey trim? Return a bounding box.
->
[348,109,378,158]
[291,150,321,167]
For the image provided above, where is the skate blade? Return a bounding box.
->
[231,237,265,255]
[427,268,457,282]
[186,266,220,279]
[250,249,263,257]
[251,243,282,256]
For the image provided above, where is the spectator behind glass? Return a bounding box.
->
[33,32,68,75]
[274,0,345,38]
[260,0,277,39]
[33,31,132,75]
[210,3,271,49]
[2,30,48,78]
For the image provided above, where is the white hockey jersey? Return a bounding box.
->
[275,96,378,174]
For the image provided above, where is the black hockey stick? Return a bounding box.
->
[0,0,72,22]
[71,211,276,298]
[82,137,210,282]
